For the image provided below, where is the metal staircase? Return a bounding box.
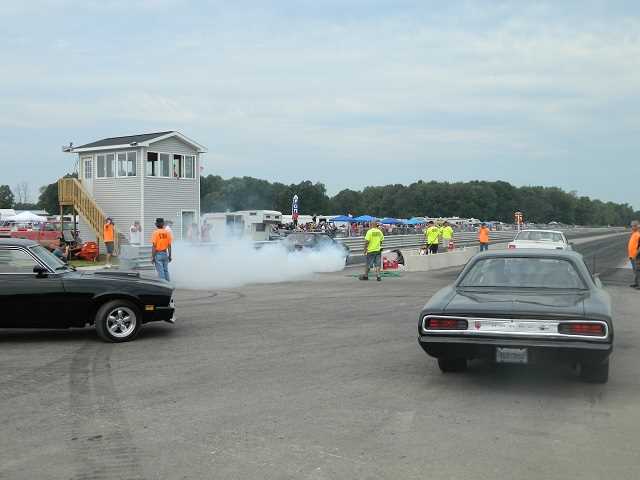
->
[58,177,119,252]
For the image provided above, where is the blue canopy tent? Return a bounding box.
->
[380,217,401,225]
[405,217,426,225]
[329,215,354,223]
[330,215,355,222]
[352,215,378,223]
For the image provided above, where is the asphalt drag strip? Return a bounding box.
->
[1,231,638,479]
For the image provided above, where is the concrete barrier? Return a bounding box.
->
[400,247,479,272]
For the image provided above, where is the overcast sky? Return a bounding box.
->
[1,0,638,207]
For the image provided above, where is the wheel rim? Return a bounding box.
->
[106,306,137,338]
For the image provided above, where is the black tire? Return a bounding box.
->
[580,360,609,383]
[95,299,142,343]
[437,357,468,373]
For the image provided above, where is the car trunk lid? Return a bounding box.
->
[445,289,587,318]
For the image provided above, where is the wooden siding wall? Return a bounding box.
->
[143,178,198,241]
[144,136,199,241]
[78,149,143,249]
[148,137,195,155]
[77,216,95,245]
[79,147,140,195]
[94,177,143,242]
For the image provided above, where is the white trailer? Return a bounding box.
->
[0,209,16,221]
[202,210,283,241]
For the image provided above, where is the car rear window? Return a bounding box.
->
[285,234,317,246]
[459,257,586,289]
[515,231,563,242]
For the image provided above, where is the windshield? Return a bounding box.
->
[459,257,586,289]
[29,244,69,271]
[515,231,564,242]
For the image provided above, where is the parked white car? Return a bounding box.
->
[508,230,571,250]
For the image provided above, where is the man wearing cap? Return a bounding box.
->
[628,220,640,289]
[478,223,490,252]
[103,217,115,268]
[425,221,440,254]
[360,220,384,281]
[151,218,173,281]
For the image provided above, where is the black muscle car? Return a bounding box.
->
[418,249,613,383]
[0,239,174,342]
[281,232,350,260]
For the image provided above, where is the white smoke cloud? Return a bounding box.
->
[170,240,347,289]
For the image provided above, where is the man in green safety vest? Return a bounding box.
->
[425,221,440,254]
[441,221,454,251]
[360,220,384,281]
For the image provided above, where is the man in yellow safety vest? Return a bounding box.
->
[360,220,384,281]
[441,221,454,250]
[425,221,440,254]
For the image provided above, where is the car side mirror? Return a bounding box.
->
[33,265,48,277]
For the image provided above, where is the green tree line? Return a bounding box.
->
[3,175,636,227]
[201,176,638,226]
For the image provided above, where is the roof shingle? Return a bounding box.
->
[75,131,174,149]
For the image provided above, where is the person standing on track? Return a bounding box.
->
[441,221,454,251]
[478,222,490,252]
[151,218,173,282]
[360,220,384,281]
[425,221,440,254]
[628,220,640,289]
[129,220,142,245]
[103,217,115,268]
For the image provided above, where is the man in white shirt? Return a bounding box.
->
[129,220,142,245]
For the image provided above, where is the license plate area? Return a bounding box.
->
[496,347,528,364]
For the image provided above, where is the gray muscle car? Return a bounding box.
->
[418,249,613,383]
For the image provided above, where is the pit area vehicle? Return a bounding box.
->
[202,210,283,242]
[0,239,175,342]
[418,249,613,383]
[0,220,19,237]
[508,229,570,250]
[9,222,66,249]
[0,220,78,250]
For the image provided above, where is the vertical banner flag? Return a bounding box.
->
[292,194,299,223]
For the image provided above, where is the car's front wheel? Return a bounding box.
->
[437,357,468,373]
[95,300,142,343]
[580,360,609,383]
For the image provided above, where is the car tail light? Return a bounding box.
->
[425,317,468,330]
[508,244,516,249]
[558,322,606,336]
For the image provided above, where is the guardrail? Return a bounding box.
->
[338,231,515,252]
[335,227,625,253]
[119,227,625,270]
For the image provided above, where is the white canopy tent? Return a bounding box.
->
[0,209,16,220]
[5,211,48,222]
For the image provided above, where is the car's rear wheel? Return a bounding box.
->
[580,360,609,383]
[95,300,142,343]
[437,357,468,373]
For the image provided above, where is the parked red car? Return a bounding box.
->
[5,221,77,249]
